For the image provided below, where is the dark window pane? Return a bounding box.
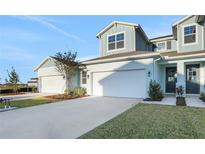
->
[108,43,115,50]
[167,40,171,49]
[184,34,196,43]
[190,25,196,33]
[184,25,196,35]
[117,33,124,41]
[108,35,115,43]
[82,71,87,77]
[82,78,87,84]
[192,27,196,33]
[157,42,166,50]
[117,41,124,49]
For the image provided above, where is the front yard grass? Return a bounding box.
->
[80,103,205,139]
[0,97,57,109]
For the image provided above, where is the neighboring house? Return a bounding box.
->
[35,15,205,98]
[34,57,79,93]
[27,78,38,87]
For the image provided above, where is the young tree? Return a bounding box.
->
[148,80,164,101]
[53,51,84,94]
[5,67,20,93]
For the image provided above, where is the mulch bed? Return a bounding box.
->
[45,94,87,100]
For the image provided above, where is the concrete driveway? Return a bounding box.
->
[0,96,139,139]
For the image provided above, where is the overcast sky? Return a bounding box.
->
[0,15,183,83]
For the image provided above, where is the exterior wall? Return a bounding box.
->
[37,59,79,92]
[99,24,136,56]
[37,60,59,77]
[154,63,177,93]
[80,58,155,98]
[152,39,177,52]
[154,63,164,92]
[178,16,204,52]
[135,30,149,51]
[204,20,205,51]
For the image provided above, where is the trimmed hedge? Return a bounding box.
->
[0,86,37,94]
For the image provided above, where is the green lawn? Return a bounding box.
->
[80,103,205,139]
[0,97,57,108]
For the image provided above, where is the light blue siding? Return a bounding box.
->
[135,30,149,51]
[99,24,135,56]
[152,39,177,52]
[178,16,204,52]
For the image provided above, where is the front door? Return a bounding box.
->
[186,64,200,94]
[166,67,177,93]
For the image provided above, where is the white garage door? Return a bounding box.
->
[41,76,66,93]
[92,69,146,98]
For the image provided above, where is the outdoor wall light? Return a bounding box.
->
[148,71,151,77]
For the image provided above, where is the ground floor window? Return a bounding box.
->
[81,71,87,84]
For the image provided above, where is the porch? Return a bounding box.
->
[155,57,205,95]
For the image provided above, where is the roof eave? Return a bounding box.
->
[172,15,193,27]
[96,21,139,38]
[34,56,54,72]
[136,25,149,42]
[150,35,174,42]
[82,53,160,65]
[163,53,205,61]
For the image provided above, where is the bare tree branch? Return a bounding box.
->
[53,51,85,93]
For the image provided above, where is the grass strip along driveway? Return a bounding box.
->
[80,103,205,139]
[0,97,57,109]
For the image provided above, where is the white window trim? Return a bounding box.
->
[156,41,166,52]
[107,31,126,52]
[182,23,198,46]
[81,71,87,85]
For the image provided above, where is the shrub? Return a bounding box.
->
[64,89,69,94]
[147,80,164,101]
[68,89,74,96]
[199,92,205,102]
[73,87,87,97]
[201,92,205,97]
[31,86,37,93]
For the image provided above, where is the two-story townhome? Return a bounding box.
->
[34,15,205,98]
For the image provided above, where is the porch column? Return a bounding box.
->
[177,61,186,95]
[200,62,205,93]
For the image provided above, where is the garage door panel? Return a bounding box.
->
[41,76,66,93]
[92,70,146,98]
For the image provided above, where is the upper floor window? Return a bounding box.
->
[156,40,172,51]
[157,42,166,51]
[108,32,124,51]
[184,25,196,44]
